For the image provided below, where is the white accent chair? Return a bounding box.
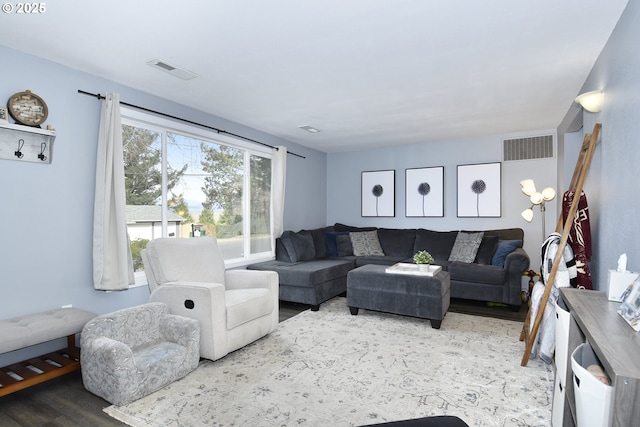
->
[141,237,279,361]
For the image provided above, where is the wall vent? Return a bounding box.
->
[503,135,554,161]
[147,59,198,80]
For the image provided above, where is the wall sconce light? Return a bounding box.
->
[575,90,605,113]
[520,179,556,242]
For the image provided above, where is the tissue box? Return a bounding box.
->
[608,270,639,301]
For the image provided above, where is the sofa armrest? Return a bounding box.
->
[160,314,200,352]
[504,248,530,273]
[503,248,530,305]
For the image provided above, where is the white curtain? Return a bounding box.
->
[92,92,134,290]
[271,146,287,249]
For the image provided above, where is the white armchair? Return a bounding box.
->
[141,237,279,361]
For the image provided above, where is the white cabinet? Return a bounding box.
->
[0,122,56,164]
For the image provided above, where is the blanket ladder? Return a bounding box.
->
[520,122,601,367]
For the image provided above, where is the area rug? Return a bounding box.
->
[104,297,553,427]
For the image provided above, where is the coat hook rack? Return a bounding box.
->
[1,122,56,164]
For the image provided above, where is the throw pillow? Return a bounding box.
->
[280,230,316,262]
[491,240,522,267]
[324,231,350,257]
[336,234,354,256]
[350,230,385,256]
[474,235,500,265]
[448,231,484,263]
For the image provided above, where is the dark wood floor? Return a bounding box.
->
[0,298,526,426]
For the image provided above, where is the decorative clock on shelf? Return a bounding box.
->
[7,90,48,127]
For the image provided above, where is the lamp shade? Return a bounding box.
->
[575,90,604,113]
[520,179,536,196]
[522,208,534,222]
[541,187,556,201]
[530,192,544,205]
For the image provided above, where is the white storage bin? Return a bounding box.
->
[552,375,566,427]
[571,343,613,427]
[555,298,571,380]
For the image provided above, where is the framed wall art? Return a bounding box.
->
[618,277,640,331]
[457,162,501,217]
[405,166,444,217]
[362,169,395,217]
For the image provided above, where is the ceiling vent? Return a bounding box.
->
[503,135,554,161]
[147,59,198,80]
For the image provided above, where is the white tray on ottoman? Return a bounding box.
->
[385,262,442,276]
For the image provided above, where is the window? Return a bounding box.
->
[121,108,274,275]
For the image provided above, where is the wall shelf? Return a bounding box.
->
[0,121,56,164]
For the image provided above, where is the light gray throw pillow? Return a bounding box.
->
[448,231,484,263]
[350,230,385,256]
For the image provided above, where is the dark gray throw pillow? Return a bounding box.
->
[280,230,316,262]
[475,235,500,265]
[336,234,354,256]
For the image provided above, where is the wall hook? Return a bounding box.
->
[14,139,25,159]
[38,142,47,161]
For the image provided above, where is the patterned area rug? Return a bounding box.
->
[104,297,552,426]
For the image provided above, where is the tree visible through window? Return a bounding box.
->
[121,110,273,273]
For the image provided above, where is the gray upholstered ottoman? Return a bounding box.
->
[346,264,450,328]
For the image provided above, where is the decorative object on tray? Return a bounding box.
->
[413,250,434,265]
[361,169,395,217]
[456,162,501,217]
[7,90,48,127]
[618,276,640,331]
[386,262,442,276]
[0,106,8,123]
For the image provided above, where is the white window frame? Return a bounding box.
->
[121,107,276,286]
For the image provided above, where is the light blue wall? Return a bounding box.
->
[569,0,640,290]
[327,131,559,267]
[0,46,326,364]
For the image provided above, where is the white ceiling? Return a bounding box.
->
[0,0,628,153]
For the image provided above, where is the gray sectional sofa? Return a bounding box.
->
[247,223,530,312]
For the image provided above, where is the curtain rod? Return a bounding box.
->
[77,90,305,159]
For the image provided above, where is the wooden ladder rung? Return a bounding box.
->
[45,351,77,367]
[7,363,40,381]
[0,369,19,387]
[26,358,59,374]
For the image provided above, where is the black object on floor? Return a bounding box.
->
[359,416,470,427]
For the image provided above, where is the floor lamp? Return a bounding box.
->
[520,179,556,243]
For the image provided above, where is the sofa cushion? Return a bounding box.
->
[247,259,354,288]
[448,262,506,285]
[333,223,377,232]
[492,239,522,267]
[304,226,334,259]
[484,228,525,242]
[474,235,500,265]
[448,232,484,263]
[325,231,350,257]
[350,231,385,256]
[281,230,315,262]
[377,228,417,258]
[414,229,458,262]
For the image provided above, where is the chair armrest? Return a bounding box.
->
[160,314,200,352]
[150,282,227,361]
[225,269,279,294]
[82,336,135,369]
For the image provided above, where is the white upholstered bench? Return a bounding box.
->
[0,307,96,397]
